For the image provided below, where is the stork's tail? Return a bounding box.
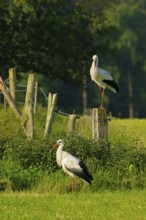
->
[79,161,93,185]
[103,79,119,93]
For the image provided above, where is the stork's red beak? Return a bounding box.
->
[50,143,59,152]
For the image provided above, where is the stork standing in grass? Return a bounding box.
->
[90,54,119,108]
[50,139,93,192]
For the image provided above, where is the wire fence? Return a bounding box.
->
[0,80,71,117]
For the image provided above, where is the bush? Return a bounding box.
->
[3,133,146,190]
[92,144,146,190]
[11,166,43,191]
[64,134,110,169]
[0,160,43,191]
[8,138,57,172]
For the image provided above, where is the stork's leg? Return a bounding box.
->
[98,86,104,108]
[100,88,104,109]
[99,86,102,92]
[72,178,74,192]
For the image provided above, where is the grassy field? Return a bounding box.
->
[76,116,146,146]
[0,190,146,220]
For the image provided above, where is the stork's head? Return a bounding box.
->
[92,55,98,68]
[92,54,98,61]
[57,139,64,145]
[50,139,64,152]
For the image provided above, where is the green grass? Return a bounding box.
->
[76,116,146,147]
[109,119,146,147]
[0,190,146,220]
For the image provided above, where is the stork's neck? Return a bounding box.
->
[57,143,64,153]
[94,57,98,68]
[56,143,64,166]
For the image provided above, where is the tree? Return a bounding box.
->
[109,0,146,117]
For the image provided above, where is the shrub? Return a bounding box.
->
[0,160,43,191]
[11,166,43,191]
[3,136,58,171]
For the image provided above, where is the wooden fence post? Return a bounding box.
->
[44,93,57,137]
[9,68,16,101]
[33,80,38,114]
[22,74,35,139]
[0,77,21,119]
[92,108,108,143]
[67,114,77,134]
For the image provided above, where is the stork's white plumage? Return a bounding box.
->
[90,54,119,108]
[50,139,93,192]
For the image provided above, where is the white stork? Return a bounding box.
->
[50,139,93,192]
[90,54,119,108]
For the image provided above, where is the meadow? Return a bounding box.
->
[0,190,146,220]
[0,107,146,219]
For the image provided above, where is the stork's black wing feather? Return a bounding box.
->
[103,79,119,93]
[65,160,93,185]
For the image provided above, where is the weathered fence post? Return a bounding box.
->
[9,68,16,101]
[44,93,57,137]
[33,80,38,114]
[22,74,35,139]
[0,77,21,119]
[92,108,108,143]
[67,114,77,134]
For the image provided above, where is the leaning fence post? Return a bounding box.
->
[44,93,57,137]
[67,114,77,134]
[0,77,21,119]
[9,68,16,101]
[22,74,35,139]
[92,108,108,143]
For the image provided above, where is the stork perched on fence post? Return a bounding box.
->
[90,55,119,108]
[50,139,93,192]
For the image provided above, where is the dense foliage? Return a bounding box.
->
[109,0,146,117]
[0,0,115,79]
